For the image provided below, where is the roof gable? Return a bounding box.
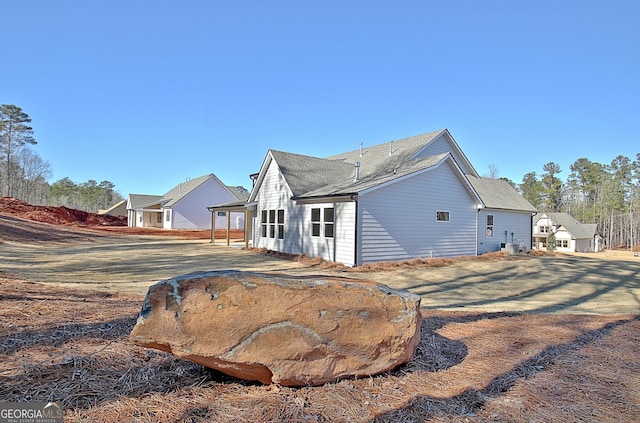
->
[162,173,245,207]
[253,131,482,201]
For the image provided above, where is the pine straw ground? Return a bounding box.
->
[1,273,638,422]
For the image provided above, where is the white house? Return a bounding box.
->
[210,129,537,266]
[533,212,601,252]
[127,174,248,230]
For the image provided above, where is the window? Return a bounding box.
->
[560,240,569,248]
[217,211,226,217]
[157,213,162,224]
[311,207,334,238]
[486,214,494,237]
[139,214,143,223]
[436,210,450,222]
[311,208,321,236]
[165,210,171,222]
[540,226,549,233]
[324,208,334,238]
[261,209,285,239]
[277,209,285,239]
[261,210,267,237]
[269,210,276,238]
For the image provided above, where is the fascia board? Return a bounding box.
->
[441,129,480,178]
[248,152,274,203]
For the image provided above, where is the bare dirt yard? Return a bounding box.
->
[1,198,639,422]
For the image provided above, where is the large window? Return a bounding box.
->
[311,207,334,238]
[486,214,494,237]
[165,210,171,222]
[436,210,450,222]
[261,209,284,239]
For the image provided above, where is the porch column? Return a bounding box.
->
[245,209,249,249]
[226,209,231,246]
[210,210,216,244]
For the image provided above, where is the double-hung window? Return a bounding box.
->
[486,214,494,237]
[261,209,284,239]
[311,207,335,238]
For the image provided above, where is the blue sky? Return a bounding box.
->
[2,1,638,198]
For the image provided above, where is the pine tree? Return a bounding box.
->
[0,104,37,197]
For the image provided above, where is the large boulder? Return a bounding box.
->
[130,270,421,386]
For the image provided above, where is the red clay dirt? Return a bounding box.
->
[0,197,241,241]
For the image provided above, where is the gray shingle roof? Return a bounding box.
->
[259,130,534,213]
[269,130,457,199]
[128,194,163,209]
[467,175,538,212]
[534,213,598,239]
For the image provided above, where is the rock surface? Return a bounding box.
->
[130,270,422,386]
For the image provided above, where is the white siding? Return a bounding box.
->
[169,178,237,230]
[253,160,298,253]
[477,209,532,254]
[554,229,574,252]
[358,161,478,264]
[334,201,356,266]
[412,133,474,175]
[253,161,357,266]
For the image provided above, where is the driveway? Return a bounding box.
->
[1,236,638,314]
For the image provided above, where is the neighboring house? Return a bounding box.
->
[211,129,537,266]
[98,200,127,217]
[127,174,248,230]
[533,212,601,252]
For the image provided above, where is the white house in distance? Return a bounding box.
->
[210,129,537,266]
[127,173,248,230]
[533,212,601,252]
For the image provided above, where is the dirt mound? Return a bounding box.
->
[0,197,231,242]
[0,197,127,227]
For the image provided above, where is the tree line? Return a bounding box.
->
[0,104,124,212]
[511,155,639,250]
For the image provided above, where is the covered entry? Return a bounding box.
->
[207,200,255,248]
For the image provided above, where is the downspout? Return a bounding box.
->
[475,208,479,256]
[210,208,216,244]
[530,214,534,251]
[352,194,359,267]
